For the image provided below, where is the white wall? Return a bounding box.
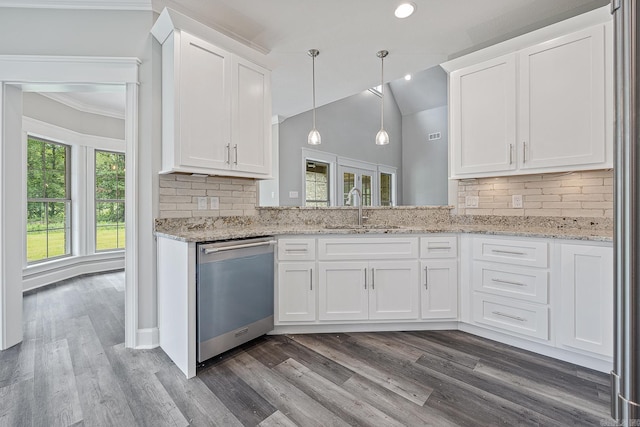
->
[278,87,403,206]
[0,8,160,339]
[402,106,449,205]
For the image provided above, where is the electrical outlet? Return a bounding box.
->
[512,194,523,209]
[210,196,219,210]
[197,197,207,210]
[465,195,479,208]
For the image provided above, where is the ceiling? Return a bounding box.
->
[153,0,609,118]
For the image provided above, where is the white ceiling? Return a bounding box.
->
[153,0,609,118]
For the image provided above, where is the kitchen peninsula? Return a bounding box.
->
[155,206,613,378]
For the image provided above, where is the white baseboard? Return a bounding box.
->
[272,321,459,335]
[136,327,159,349]
[23,255,125,292]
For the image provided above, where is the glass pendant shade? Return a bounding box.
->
[308,49,321,145]
[376,50,389,145]
[375,128,390,145]
[308,128,322,145]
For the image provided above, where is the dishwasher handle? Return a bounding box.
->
[202,240,275,254]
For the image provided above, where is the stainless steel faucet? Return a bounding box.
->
[347,186,364,226]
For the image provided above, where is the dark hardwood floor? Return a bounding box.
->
[0,271,613,426]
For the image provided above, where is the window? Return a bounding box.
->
[380,172,392,206]
[305,160,330,207]
[95,150,125,251]
[26,137,71,263]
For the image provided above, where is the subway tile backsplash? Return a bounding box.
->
[158,174,257,218]
[457,169,613,217]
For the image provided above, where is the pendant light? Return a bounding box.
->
[375,50,390,146]
[307,49,321,145]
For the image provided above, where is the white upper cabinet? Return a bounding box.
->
[450,54,517,176]
[152,8,272,178]
[448,21,611,179]
[519,26,606,170]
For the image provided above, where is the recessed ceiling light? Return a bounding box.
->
[404,74,412,81]
[395,2,416,19]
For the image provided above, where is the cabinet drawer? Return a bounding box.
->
[472,293,549,340]
[277,238,316,261]
[473,237,548,268]
[420,236,457,259]
[472,261,548,304]
[318,237,418,260]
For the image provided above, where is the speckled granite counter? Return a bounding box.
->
[155,206,613,243]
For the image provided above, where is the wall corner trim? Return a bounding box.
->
[135,327,159,349]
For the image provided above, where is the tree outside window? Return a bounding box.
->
[95,150,125,251]
[26,137,71,263]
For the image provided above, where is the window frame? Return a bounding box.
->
[378,164,397,207]
[25,135,72,264]
[301,148,337,207]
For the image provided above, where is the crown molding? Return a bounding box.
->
[39,92,125,120]
[0,0,151,10]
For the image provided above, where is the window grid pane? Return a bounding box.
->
[95,150,126,251]
[380,173,392,206]
[305,161,330,207]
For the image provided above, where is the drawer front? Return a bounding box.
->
[472,261,548,304]
[420,236,457,259]
[473,237,548,268]
[318,237,418,260]
[472,293,549,340]
[278,238,316,261]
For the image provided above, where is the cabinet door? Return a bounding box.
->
[519,25,606,170]
[318,262,368,321]
[179,32,232,170]
[369,261,419,320]
[450,54,517,177]
[231,56,271,175]
[421,260,458,319]
[277,262,316,322]
[558,244,613,357]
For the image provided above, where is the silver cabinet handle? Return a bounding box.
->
[424,266,428,290]
[234,144,238,165]
[310,268,313,291]
[429,246,452,250]
[491,249,526,256]
[522,141,527,163]
[371,268,375,290]
[285,248,308,253]
[225,144,231,164]
[509,143,514,165]
[492,311,526,322]
[364,269,367,290]
[491,278,525,287]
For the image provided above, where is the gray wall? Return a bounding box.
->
[0,8,161,333]
[402,106,449,205]
[278,87,403,206]
[23,93,125,140]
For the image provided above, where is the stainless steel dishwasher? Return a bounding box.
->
[196,236,275,363]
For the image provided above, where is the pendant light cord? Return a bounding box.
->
[380,55,384,129]
[312,53,317,129]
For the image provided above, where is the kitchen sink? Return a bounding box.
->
[324,224,401,230]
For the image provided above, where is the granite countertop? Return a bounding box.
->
[155,223,613,243]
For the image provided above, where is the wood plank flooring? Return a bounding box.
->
[0,271,614,426]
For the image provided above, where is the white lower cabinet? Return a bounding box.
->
[277,262,316,322]
[557,243,613,357]
[318,260,419,321]
[421,260,458,319]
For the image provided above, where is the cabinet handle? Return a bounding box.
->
[310,268,313,291]
[491,278,526,287]
[364,269,367,290]
[492,311,526,322]
[225,144,231,164]
[522,142,527,164]
[233,144,238,165]
[424,266,428,290]
[286,249,308,253]
[429,246,451,250]
[491,249,526,256]
[371,268,375,290]
[509,143,514,165]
